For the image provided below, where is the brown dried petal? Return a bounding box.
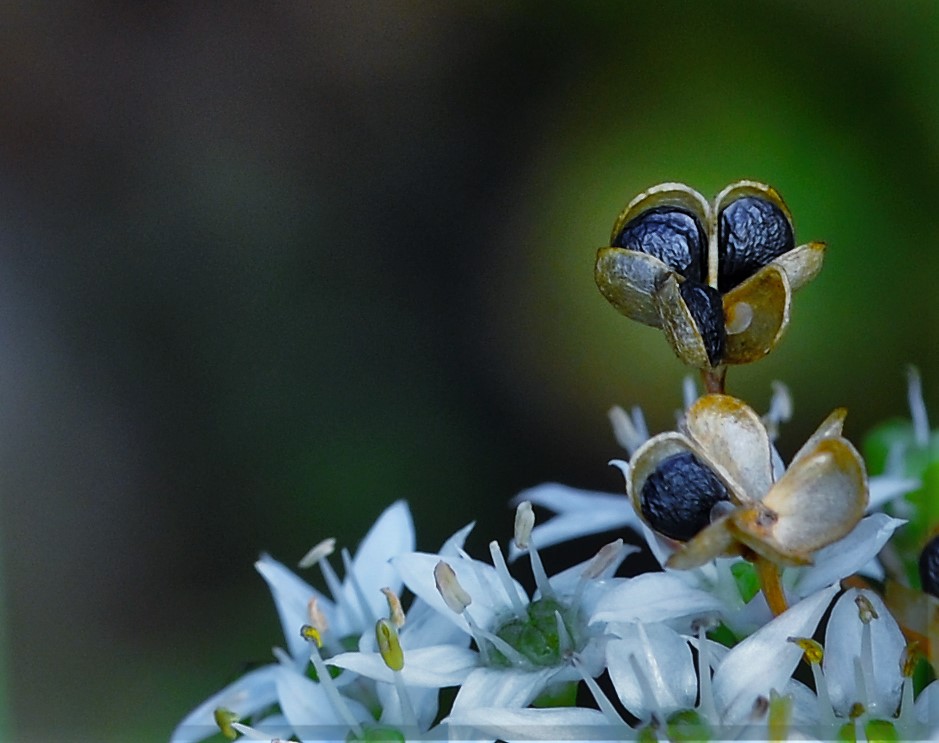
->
[654,273,711,368]
[666,514,743,569]
[721,264,791,365]
[789,407,847,467]
[752,438,868,556]
[684,394,773,503]
[772,241,826,292]
[595,247,670,327]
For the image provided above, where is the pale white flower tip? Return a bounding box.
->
[608,459,629,481]
[514,500,535,549]
[581,538,625,581]
[433,560,472,614]
[231,722,283,741]
[609,405,648,454]
[906,364,930,447]
[297,537,336,569]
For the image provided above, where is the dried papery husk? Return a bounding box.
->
[721,265,791,365]
[772,241,826,292]
[684,395,774,501]
[654,273,711,368]
[789,407,847,467]
[665,515,743,569]
[739,437,868,560]
[610,182,710,242]
[594,248,670,326]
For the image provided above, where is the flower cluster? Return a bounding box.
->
[173,182,937,742]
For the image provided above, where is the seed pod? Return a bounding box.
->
[919,534,939,598]
[639,450,730,541]
[614,206,707,283]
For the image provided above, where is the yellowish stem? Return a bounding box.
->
[701,366,727,394]
[755,556,788,616]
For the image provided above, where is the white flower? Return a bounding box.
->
[170,500,414,743]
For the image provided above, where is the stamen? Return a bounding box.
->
[694,620,717,722]
[213,707,239,740]
[298,537,336,569]
[787,636,836,729]
[628,651,663,724]
[554,610,573,657]
[767,689,792,743]
[856,594,877,714]
[514,501,535,549]
[488,540,527,619]
[307,597,329,635]
[907,366,930,448]
[897,643,919,725]
[376,618,404,672]
[303,627,364,736]
[571,653,627,727]
[433,561,472,614]
[342,548,377,630]
[317,552,346,622]
[381,587,406,628]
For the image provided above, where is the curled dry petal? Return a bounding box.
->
[734,438,868,562]
[594,248,669,326]
[721,265,791,365]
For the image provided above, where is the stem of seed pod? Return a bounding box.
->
[701,366,727,394]
[754,556,788,616]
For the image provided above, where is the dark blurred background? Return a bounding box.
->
[0,1,937,739]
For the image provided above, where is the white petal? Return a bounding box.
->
[439,521,476,557]
[275,665,371,743]
[914,680,939,732]
[255,554,329,663]
[170,665,279,743]
[822,588,905,717]
[868,474,920,510]
[790,514,905,597]
[450,706,619,742]
[449,667,557,716]
[394,551,526,634]
[606,623,696,720]
[592,572,724,628]
[342,500,415,625]
[329,644,478,687]
[713,584,837,724]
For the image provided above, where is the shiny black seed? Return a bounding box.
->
[614,207,706,282]
[678,280,726,366]
[717,196,794,292]
[640,451,730,541]
[919,534,939,598]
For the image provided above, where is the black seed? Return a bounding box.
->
[717,196,794,292]
[614,206,707,282]
[640,451,730,541]
[678,280,726,366]
[919,534,939,598]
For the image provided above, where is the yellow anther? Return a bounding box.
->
[787,636,824,665]
[213,707,239,741]
[381,587,406,628]
[376,618,405,672]
[849,702,865,719]
[854,594,878,624]
[300,623,323,647]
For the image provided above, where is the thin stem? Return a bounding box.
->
[754,556,788,616]
[701,366,727,395]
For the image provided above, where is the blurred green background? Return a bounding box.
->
[0,1,937,739]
